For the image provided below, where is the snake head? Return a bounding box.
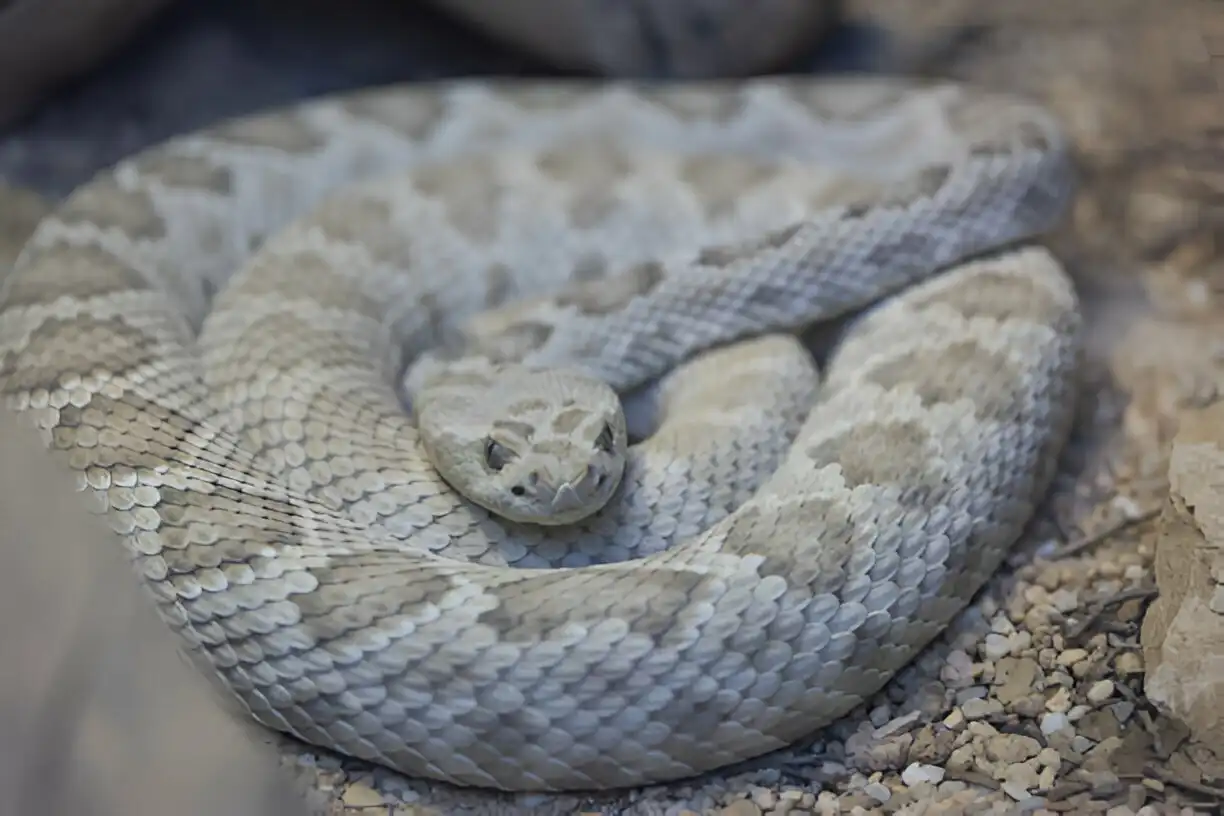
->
[415,363,628,525]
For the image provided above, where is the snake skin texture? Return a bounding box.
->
[0,77,1081,792]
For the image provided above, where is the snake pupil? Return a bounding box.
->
[484,438,510,471]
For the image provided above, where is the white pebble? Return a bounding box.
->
[990,615,1016,636]
[901,763,946,787]
[983,633,1011,660]
[1040,712,1071,735]
[863,782,891,803]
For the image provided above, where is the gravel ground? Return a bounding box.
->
[2,1,1223,814]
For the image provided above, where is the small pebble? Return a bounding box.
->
[1045,687,1072,713]
[1110,700,1135,722]
[985,733,1042,763]
[1050,588,1080,612]
[1036,747,1062,768]
[1056,648,1089,666]
[1004,762,1041,792]
[1003,780,1034,801]
[942,650,975,687]
[1071,734,1096,753]
[1048,670,1074,688]
[961,697,1001,719]
[1115,652,1143,674]
[990,614,1015,634]
[873,711,922,738]
[947,745,976,772]
[967,720,997,738]
[862,782,891,803]
[901,762,946,786]
[341,784,385,807]
[1040,712,1071,735]
[1087,679,1115,703]
[751,787,777,810]
[983,633,1012,660]
[955,685,988,704]
[718,800,762,816]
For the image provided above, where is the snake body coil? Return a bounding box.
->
[0,78,1079,791]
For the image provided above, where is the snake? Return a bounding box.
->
[0,76,1081,793]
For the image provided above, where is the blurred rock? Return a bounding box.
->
[1142,402,1224,762]
[0,183,313,816]
[0,0,171,128]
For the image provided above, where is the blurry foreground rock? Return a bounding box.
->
[1142,404,1224,769]
[0,0,171,127]
[427,0,842,76]
[0,184,312,816]
[0,0,842,132]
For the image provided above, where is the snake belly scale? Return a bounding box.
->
[0,77,1081,791]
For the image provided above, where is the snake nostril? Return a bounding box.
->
[512,471,540,497]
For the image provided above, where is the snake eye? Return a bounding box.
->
[484,438,512,471]
[594,422,615,453]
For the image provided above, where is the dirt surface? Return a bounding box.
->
[2,0,1224,814]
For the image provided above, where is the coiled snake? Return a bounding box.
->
[0,77,1080,791]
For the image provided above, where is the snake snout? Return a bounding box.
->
[550,465,604,510]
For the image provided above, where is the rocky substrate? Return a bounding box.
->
[282,1,1224,813]
[3,0,1224,814]
[286,433,1197,815]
